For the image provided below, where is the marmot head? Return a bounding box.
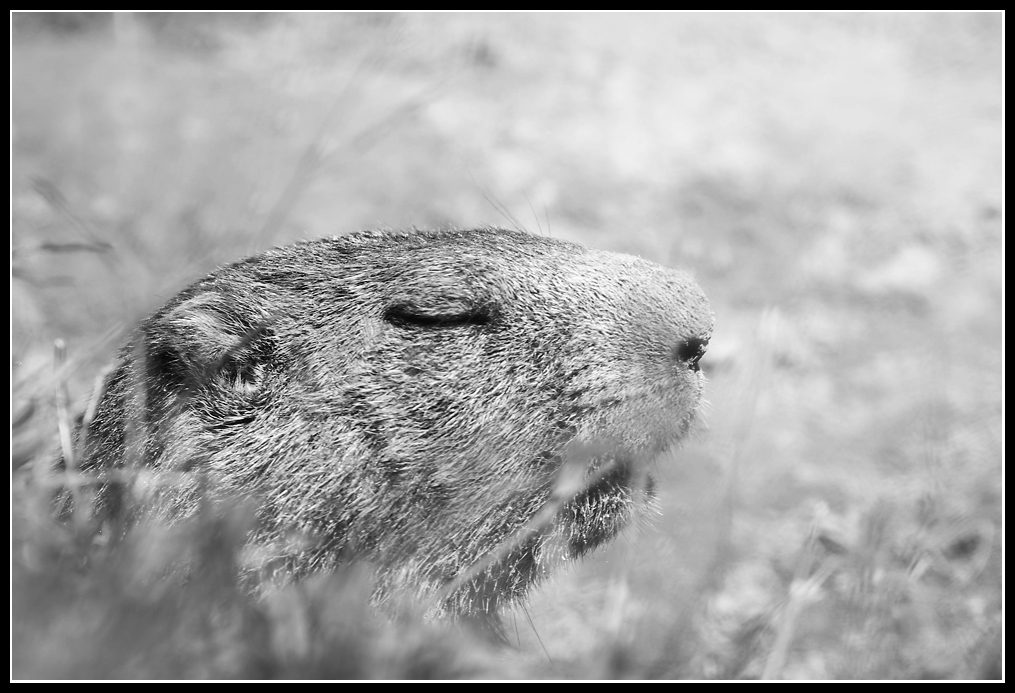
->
[83,227,714,621]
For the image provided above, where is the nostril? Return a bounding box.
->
[675,335,709,372]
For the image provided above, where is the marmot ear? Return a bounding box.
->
[144,291,275,397]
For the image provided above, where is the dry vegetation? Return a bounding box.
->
[11,12,1002,680]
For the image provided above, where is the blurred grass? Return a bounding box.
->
[11,12,1002,679]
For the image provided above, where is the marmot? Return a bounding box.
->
[80,227,714,626]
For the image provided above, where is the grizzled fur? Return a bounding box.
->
[81,227,714,623]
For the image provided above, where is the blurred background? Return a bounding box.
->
[12,12,1002,679]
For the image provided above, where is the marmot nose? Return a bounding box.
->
[674,335,709,372]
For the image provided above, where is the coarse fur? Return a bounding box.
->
[80,227,714,627]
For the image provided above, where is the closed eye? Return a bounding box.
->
[383,303,493,328]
